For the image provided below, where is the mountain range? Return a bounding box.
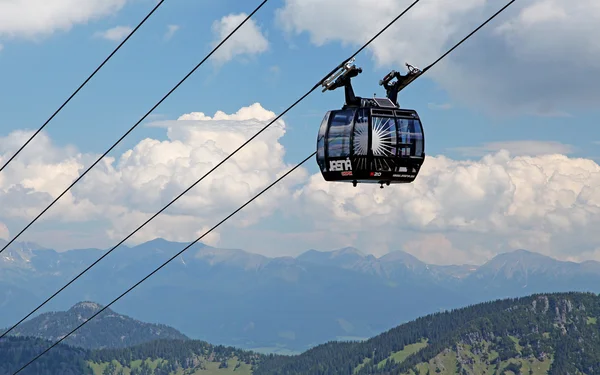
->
[2,238,600,353]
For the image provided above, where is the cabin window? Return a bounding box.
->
[327,109,355,158]
[412,119,424,157]
[316,111,330,170]
[397,118,424,157]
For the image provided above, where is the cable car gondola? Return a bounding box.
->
[316,59,425,188]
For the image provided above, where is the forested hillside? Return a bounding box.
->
[0,336,90,375]
[4,292,600,374]
[253,292,600,375]
[0,337,263,375]
[87,339,264,374]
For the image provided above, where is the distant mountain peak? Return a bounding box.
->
[195,247,269,270]
[69,301,105,314]
[331,247,365,257]
[0,241,49,268]
[505,248,550,258]
[143,238,174,245]
[483,249,559,270]
[299,247,366,259]
[297,247,368,270]
[379,250,423,266]
[470,248,597,285]
[8,301,188,350]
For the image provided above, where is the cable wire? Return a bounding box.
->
[0,0,424,341]
[0,0,166,173]
[9,1,517,372]
[420,0,516,75]
[11,152,315,375]
[0,0,270,256]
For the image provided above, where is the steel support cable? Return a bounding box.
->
[7,0,426,370]
[0,0,166,173]
[0,0,424,341]
[0,0,270,256]
[417,0,516,76]
[10,152,315,375]
[10,2,516,373]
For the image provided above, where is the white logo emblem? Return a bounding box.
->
[329,158,352,172]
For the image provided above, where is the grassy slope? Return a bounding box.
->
[411,344,553,375]
[351,336,555,375]
[89,357,252,375]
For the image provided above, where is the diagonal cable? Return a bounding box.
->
[0,0,166,173]
[0,0,424,340]
[11,151,315,375]
[10,1,516,372]
[396,0,517,92]
[0,0,270,256]
[421,0,516,75]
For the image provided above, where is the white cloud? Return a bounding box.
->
[276,0,485,67]
[164,24,180,41]
[275,0,600,115]
[450,140,575,157]
[0,103,307,249]
[0,0,129,39]
[4,104,600,264]
[94,25,132,42]
[210,13,269,64]
[292,151,600,264]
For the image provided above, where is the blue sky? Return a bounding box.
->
[1,0,600,265]
[1,0,596,166]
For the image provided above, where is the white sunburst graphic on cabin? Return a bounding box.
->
[371,117,395,156]
[353,119,369,156]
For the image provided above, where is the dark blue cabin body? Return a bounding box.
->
[316,97,425,186]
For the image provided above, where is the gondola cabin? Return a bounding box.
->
[316,97,425,187]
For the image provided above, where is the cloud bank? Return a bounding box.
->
[0,103,305,249]
[2,103,600,264]
[0,0,130,39]
[275,0,600,115]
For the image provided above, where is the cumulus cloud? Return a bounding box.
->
[0,129,101,223]
[3,105,600,264]
[275,0,600,115]
[0,0,129,39]
[211,13,269,64]
[0,103,307,249]
[94,25,132,42]
[292,150,600,264]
